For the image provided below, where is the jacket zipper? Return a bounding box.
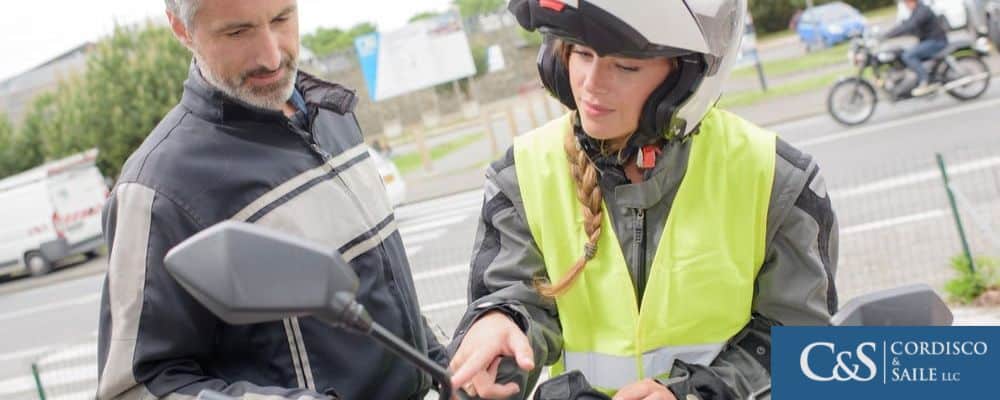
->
[287,121,331,162]
[281,122,328,390]
[633,208,647,308]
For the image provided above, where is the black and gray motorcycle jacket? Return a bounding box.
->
[886,2,948,42]
[96,65,447,400]
[450,115,839,400]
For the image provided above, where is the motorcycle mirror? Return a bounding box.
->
[831,284,953,326]
[164,221,360,325]
[164,221,465,400]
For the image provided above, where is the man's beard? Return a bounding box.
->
[196,53,298,111]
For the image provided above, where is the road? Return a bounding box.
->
[3,85,1000,399]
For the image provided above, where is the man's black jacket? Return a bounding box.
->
[97,64,447,400]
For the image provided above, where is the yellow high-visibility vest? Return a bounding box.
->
[513,108,776,393]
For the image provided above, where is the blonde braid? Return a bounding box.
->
[536,129,604,298]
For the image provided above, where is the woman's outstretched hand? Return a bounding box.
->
[449,311,536,399]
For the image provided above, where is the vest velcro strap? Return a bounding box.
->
[564,343,725,390]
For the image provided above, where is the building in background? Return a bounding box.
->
[0,43,93,124]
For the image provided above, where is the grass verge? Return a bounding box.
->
[732,43,850,80]
[721,68,854,109]
[392,131,485,174]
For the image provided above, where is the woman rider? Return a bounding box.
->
[448,1,839,399]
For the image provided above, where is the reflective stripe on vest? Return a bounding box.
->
[513,108,776,393]
[565,343,725,390]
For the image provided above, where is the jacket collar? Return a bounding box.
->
[180,61,358,125]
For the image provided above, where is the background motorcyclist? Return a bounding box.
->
[884,0,950,96]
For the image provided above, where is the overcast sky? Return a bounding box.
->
[0,0,455,81]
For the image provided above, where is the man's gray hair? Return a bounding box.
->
[165,0,200,28]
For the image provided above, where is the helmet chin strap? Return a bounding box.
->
[567,53,709,172]
[632,54,707,147]
[607,54,706,170]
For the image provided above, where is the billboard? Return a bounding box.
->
[354,11,477,101]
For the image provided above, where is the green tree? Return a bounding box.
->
[452,0,505,18]
[409,11,441,23]
[0,113,20,177]
[301,22,376,57]
[1,97,49,178]
[520,30,543,48]
[19,21,190,180]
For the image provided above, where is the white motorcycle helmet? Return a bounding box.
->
[509,0,747,142]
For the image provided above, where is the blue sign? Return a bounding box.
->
[350,11,476,101]
[354,32,380,101]
[773,327,999,399]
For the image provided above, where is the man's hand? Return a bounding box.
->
[612,379,678,400]
[449,311,535,399]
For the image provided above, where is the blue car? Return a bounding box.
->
[796,2,868,51]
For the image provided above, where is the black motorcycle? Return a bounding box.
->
[827,31,992,126]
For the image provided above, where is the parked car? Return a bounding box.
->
[796,2,868,51]
[0,149,108,278]
[897,0,969,31]
[367,146,406,207]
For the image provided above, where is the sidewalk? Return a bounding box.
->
[402,134,496,204]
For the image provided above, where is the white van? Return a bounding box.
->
[0,149,108,277]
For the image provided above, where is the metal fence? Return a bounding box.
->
[827,141,1000,302]
[19,337,96,400]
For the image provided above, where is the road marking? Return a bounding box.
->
[396,190,483,219]
[422,298,467,313]
[401,204,481,224]
[830,156,1000,200]
[401,229,447,246]
[399,215,469,236]
[413,264,468,282]
[38,342,95,365]
[406,245,424,256]
[51,389,98,400]
[0,345,51,362]
[794,96,1000,148]
[841,209,949,236]
[0,364,95,395]
[0,293,100,323]
[397,204,481,227]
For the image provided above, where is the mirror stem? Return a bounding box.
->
[325,293,467,400]
[370,323,465,400]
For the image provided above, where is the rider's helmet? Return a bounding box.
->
[508,0,748,144]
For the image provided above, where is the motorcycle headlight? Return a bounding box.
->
[877,52,896,63]
[828,25,844,35]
